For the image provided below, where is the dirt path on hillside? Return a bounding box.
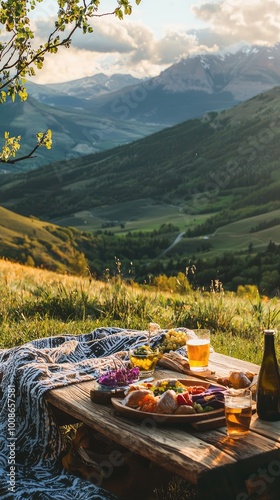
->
[158,231,186,257]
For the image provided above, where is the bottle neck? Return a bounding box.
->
[263,331,277,356]
[263,332,277,363]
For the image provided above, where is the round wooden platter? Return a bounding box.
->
[111,378,225,424]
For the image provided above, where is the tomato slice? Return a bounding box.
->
[188,386,206,395]
[177,392,193,406]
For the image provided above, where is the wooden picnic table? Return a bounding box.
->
[45,352,280,500]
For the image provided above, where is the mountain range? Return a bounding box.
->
[29,44,280,123]
[1,85,280,233]
[88,44,280,125]
[2,44,280,171]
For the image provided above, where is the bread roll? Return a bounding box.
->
[228,371,251,389]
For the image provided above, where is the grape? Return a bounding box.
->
[158,329,187,353]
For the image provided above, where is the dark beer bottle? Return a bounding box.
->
[256,330,280,421]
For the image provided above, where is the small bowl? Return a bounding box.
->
[90,382,127,404]
[129,347,159,377]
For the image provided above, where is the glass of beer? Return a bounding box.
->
[186,329,210,372]
[224,389,252,439]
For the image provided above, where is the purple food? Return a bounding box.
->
[192,384,226,409]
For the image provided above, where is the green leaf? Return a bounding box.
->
[18,89,28,101]
[0,133,21,162]
[115,8,123,20]
[36,130,53,150]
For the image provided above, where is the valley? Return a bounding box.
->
[1,46,280,296]
[51,201,280,257]
[1,198,280,296]
[1,85,280,224]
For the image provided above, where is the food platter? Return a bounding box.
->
[111,398,225,423]
[111,379,226,424]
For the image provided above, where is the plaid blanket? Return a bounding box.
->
[0,327,168,499]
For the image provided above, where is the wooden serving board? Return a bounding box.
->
[182,368,219,383]
[90,382,127,404]
[158,354,220,383]
[190,415,226,431]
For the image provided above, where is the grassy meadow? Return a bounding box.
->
[1,258,280,499]
[1,258,280,364]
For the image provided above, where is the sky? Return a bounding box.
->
[30,0,280,84]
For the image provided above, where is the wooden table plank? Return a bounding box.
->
[209,351,259,378]
[250,413,280,441]
[45,352,280,499]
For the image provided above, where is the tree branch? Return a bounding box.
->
[0,0,140,163]
[0,131,51,164]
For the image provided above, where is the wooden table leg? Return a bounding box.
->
[197,449,280,500]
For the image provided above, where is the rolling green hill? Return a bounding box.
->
[0,206,90,274]
[1,87,280,225]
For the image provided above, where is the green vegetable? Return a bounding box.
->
[133,345,156,355]
[203,406,214,412]
[193,402,204,413]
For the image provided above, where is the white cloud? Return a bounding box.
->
[30,0,280,83]
[192,0,280,46]
[32,17,204,83]
[33,47,105,84]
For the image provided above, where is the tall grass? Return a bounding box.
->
[1,258,279,363]
[1,258,279,500]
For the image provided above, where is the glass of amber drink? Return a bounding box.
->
[224,389,252,439]
[129,346,159,377]
[186,329,210,372]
